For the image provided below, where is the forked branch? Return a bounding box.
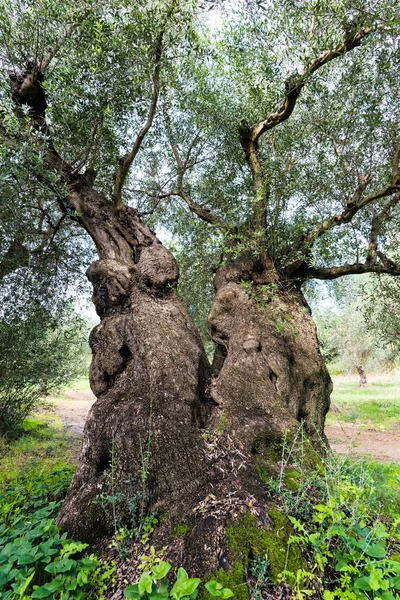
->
[304,146,400,248]
[113,31,163,210]
[38,4,99,72]
[252,25,389,145]
[308,258,400,280]
[163,114,229,231]
[113,0,179,209]
[169,140,227,229]
[239,24,392,227]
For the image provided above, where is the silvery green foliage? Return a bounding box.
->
[0,302,89,434]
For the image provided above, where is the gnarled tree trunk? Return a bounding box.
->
[58,233,332,592]
[57,188,214,544]
[208,253,332,453]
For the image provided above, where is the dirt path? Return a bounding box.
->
[53,389,400,462]
[325,423,400,463]
[52,389,96,436]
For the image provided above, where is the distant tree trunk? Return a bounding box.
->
[357,366,367,387]
[58,239,332,587]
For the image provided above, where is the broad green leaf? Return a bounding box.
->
[220,589,234,599]
[150,593,169,600]
[365,542,386,559]
[31,578,64,598]
[205,581,222,596]
[380,592,396,600]
[171,577,201,599]
[354,577,372,591]
[151,562,171,580]
[124,584,141,599]
[176,568,189,582]
[139,571,153,595]
[77,570,88,585]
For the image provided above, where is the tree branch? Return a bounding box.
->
[39,6,96,72]
[113,34,162,209]
[72,113,103,176]
[39,23,76,72]
[113,0,179,210]
[239,24,391,228]
[164,122,229,231]
[33,214,67,254]
[308,258,400,280]
[304,144,400,248]
[246,27,384,147]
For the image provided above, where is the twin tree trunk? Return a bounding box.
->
[57,195,332,587]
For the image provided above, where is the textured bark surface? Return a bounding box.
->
[57,194,215,546]
[208,253,332,453]
[58,238,332,586]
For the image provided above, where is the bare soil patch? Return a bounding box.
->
[52,389,96,436]
[325,423,400,463]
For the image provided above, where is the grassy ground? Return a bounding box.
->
[0,416,80,491]
[63,376,91,391]
[327,371,400,429]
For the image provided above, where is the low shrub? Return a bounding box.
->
[124,562,233,600]
[0,304,89,436]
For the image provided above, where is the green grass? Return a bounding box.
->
[61,376,90,391]
[357,460,400,518]
[327,372,400,428]
[0,417,79,490]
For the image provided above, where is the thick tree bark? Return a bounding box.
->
[58,228,332,593]
[357,366,367,387]
[57,188,215,545]
[207,252,332,454]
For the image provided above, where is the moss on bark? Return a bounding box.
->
[208,510,303,600]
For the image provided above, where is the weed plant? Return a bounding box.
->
[0,419,115,599]
[259,428,400,599]
[93,434,157,559]
[124,562,233,600]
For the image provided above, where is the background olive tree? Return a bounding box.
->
[0,302,89,435]
[312,276,400,384]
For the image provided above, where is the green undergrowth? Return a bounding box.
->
[124,562,234,600]
[212,510,303,600]
[0,419,116,599]
[258,434,400,600]
[327,374,400,428]
[2,413,400,600]
[0,417,80,488]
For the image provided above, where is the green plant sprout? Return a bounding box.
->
[124,563,233,600]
